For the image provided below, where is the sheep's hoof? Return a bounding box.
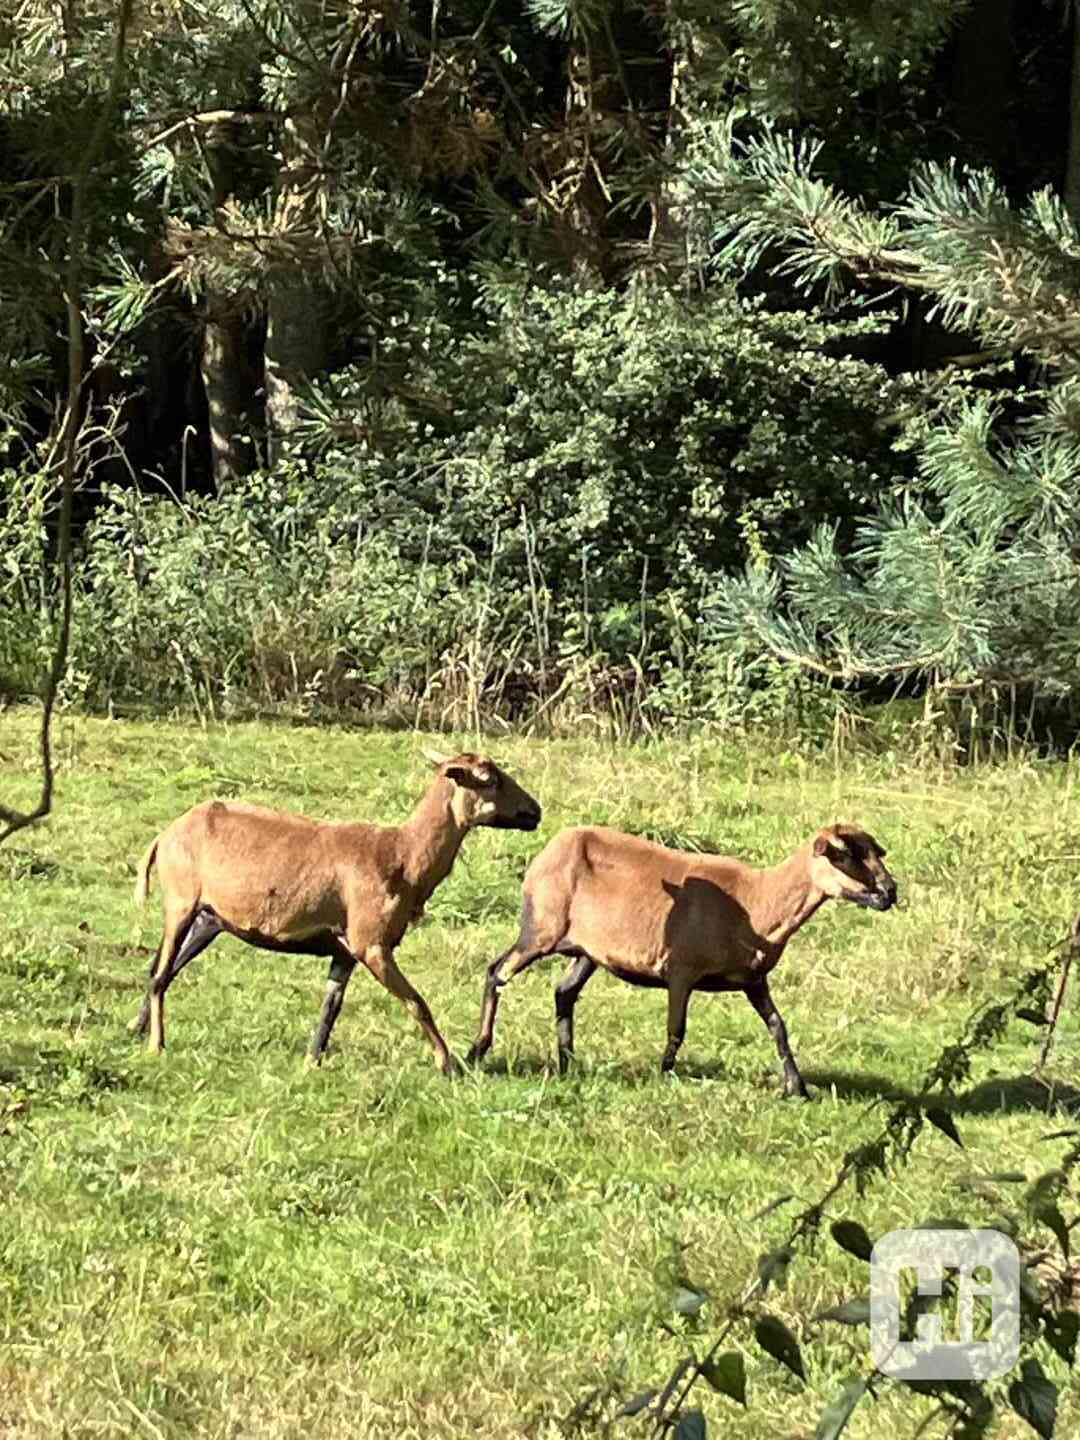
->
[440,1055,463,1080]
[464,1044,486,1066]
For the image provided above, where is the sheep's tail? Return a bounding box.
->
[134,838,159,907]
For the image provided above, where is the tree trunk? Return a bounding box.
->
[264,116,328,463]
[201,302,254,492]
[264,282,325,461]
[647,5,702,286]
[1066,0,1080,222]
[560,36,616,288]
[200,120,257,493]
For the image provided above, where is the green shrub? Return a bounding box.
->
[0,465,53,699]
[13,281,933,731]
[307,281,921,605]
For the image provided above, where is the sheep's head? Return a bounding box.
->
[809,824,896,911]
[423,750,542,832]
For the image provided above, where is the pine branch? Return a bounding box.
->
[681,127,1080,373]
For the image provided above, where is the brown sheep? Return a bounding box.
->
[467,822,895,1095]
[132,751,541,1074]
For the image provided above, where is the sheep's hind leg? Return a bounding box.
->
[144,908,223,1053]
[130,947,163,1037]
[554,954,596,1074]
[466,946,512,1063]
[466,942,550,1063]
[467,895,560,1064]
[308,945,357,1064]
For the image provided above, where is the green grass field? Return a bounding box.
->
[2,711,1080,1438]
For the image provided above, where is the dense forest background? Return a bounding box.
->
[3,0,1080,739]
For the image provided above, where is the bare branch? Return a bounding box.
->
[0,0,134,846]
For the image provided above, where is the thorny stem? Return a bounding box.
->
[648,929,1073,1435]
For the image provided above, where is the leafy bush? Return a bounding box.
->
[307,280,922,607]
[16,281,935,730]
[0,465,53,699]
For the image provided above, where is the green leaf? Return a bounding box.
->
[757,1246,794,1293]
[830,1219,874,1262]
[953,1383,995,1439]
[673,1285,709,1318]
[700,1352,746,1407]
[1033,1202,1070,1260]
[925,1107,964,1147]
[1043,1309,1080,1367]
[1016,1007,1051,1026]
[1008,1358,1057,1440]
[754,1314,806,1381]
[674,1410,706,1440]
[617,1390,656,1418]
[816,1297,871,1325]
[814,1378,867,1440]
[1026,1170,1067,1207]
[987,1212,1021,1238]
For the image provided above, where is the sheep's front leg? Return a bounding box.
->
[309,947,357,1063]
[661,975,692,1073]
[745,978,808,1098]
[363,945,458,1077]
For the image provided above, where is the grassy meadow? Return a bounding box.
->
[1,710,1080,1438]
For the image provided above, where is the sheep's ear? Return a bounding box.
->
[812,834,830,857]
[421,748,451,768]
[813,831,848,858]
[444,760,495,789]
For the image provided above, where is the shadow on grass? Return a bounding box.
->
[467,1055,1080,1113]
[465,1052,738,1085]
[806,1067,1080,1116]
[0,848,62,880]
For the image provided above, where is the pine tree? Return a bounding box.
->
[676,121,1080,703]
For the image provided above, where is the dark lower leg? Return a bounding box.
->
[466,951,512,1062]
[147,910,222,1053]
[467,944,546,1062]
[554,955,596,1074]
[131,948,162,1036]
[309,951,357,1062]
[661,980,691,1073]
[746,980,807,1098]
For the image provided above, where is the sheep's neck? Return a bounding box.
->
[750,849,826,950]
[399,781,469,899]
